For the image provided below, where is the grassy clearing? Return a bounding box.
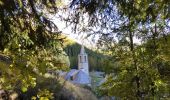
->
[58,77,98,100]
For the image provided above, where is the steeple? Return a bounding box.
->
[80,45,86,54]
[78,45,89,75]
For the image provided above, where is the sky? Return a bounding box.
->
[52,17,95,46]
[51,0,100,48]
[51,0,170,48]
[52,17,141,49]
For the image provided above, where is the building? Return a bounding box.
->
[65,45,91,85]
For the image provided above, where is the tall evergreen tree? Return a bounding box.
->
[0,0,69,94]
[66,0,170,99]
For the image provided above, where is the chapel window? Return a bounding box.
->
[71,76,74,80]
[80,56,82,62]
[84,56,86,62]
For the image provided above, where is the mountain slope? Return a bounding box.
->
[62,36,106,71]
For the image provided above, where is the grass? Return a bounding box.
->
[58,77,98,100]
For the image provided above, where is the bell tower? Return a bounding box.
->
[78,45,89,75]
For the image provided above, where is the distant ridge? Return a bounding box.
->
[62,35,106,71]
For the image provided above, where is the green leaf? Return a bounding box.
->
[21,86,27,92]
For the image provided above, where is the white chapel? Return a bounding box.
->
[65,45,91,85]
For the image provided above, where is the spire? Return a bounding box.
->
[78,45,89,75]
[80,45,86,54]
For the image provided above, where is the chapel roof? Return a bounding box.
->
[72,70,91,84]
[65,69,91,85]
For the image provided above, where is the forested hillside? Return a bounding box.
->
[63,37,107,71]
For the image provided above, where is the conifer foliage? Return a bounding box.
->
[0,0,69,97]
[69,0,170,99]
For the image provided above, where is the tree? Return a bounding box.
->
[65,0,170,99]
[0,0,69,96]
